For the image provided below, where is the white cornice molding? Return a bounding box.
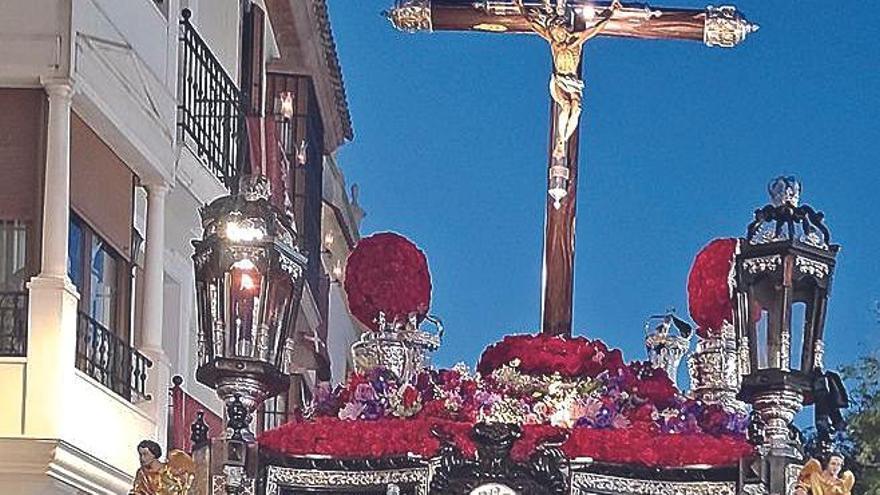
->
[0,438,133,495]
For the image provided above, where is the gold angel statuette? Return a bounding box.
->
[794,455,855,495]
[131,440,196,495]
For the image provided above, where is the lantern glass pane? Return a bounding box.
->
[754,308,769,369]
[230,262,264,358]
[790,302,807,372]
[264,275,294,365]
[209,278,225,359]
[194,280,210,363]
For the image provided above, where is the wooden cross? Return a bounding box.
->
[387,0,757,337]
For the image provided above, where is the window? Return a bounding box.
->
[68,213,130,337]
[0,220,29,356]
[0,220,28,291]
[90,239,119,329]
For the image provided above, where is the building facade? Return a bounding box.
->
[0,0,361,493]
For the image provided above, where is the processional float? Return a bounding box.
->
[132,2,856,494]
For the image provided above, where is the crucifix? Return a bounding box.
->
[386,0,757,337]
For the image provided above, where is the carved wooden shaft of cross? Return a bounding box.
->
[387,0,757,337]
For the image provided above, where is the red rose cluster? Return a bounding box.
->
[477,334,625,378]
[344,232,432,329]
[258,418,752,468]
[687,238,738,338]
[257,417,471,459]
[620,361,678,408]
[562,425,753,467]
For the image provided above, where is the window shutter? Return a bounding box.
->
[241,3,265,115]
[70,113,134,260]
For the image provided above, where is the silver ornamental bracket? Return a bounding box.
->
[386,0,432,33]
[704,5,759,48]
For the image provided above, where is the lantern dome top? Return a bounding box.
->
[745,176,834,251]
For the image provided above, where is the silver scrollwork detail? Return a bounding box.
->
[688,324,748,412]
[704,5,758,48]
[279,255,304,278]
[742,255,782,274]
[814,339,825,369]
[240,174,272,201]
[742,484,769,495]
[572,472,736,495]
[351,329,440,383]
[228,245,267,267]
[388,0,432,33]
[265,466,430,495]
[752,389,804,447]
[779,329,791,371]
[795,256,830,279]
[786,463,804,495]
[212,474,255,495]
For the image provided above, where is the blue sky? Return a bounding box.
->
[326,0,880,384]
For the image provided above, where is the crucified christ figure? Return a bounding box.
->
[515,0,622,160]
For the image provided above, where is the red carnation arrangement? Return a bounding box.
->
[687,238,738,338]
[620,361,678,409]
[344,232,432,329]
[477,334,626,378]
[258,418,752,468]
[562,424,753,467]
[257,417,469,459]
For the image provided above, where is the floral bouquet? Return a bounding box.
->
[259,334,752,468]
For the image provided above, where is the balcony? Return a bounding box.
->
[75,311,151,402]
[0,291,27,357]
[177,8,243,190]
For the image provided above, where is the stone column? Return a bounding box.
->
[140,183,171,449]
[24,81,80,437]
[40,83,74,278]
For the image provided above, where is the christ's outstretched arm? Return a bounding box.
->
[514,0,551,41]
[576,0,623,43]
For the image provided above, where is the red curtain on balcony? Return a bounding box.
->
[246,116,293,216]
[168,380,224,452]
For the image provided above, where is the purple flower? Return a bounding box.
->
[594,406,614,429]
[361,401,385,420]
[355,383,378,402]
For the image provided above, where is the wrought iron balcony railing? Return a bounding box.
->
[178,8,243,189]
[75,311,151,402]
[0,291,27,357]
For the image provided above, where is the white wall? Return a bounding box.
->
[0,0,69,86]
[186,0,242,81]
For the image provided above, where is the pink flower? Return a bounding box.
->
[338,402,365,420]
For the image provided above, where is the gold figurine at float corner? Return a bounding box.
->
[131,440,196,495]
[514,0,622,161]
[794,455,855,495]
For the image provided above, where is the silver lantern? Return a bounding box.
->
[192,175,308,431]
[733,176,839,494]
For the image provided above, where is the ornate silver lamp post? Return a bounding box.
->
[192,174,308,492]
[733,176,838,494]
